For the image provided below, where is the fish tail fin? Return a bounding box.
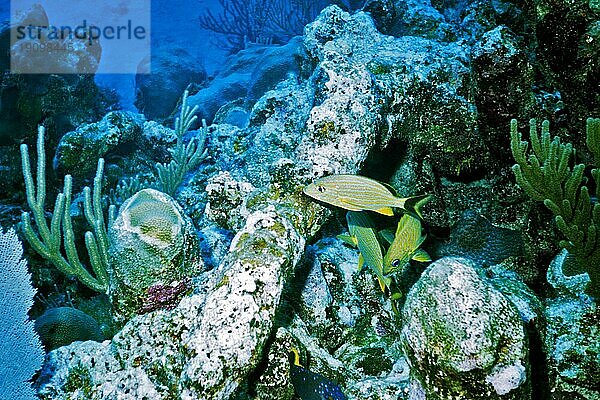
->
[398,194,431,218]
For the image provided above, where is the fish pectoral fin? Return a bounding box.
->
[337,234,357,247]
[357,253,365,272]
[412,249,431,262]
[375,206,395,216]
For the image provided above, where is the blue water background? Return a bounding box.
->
[1,0,228,110]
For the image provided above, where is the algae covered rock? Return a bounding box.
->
[36,340,165,399]
[254,327,297,400]
[471,25,535,156]
[108,188,201,321]
[204,171,255,231]
[401,257,530,399]
[544,295,599,398]
[54,111,145,177]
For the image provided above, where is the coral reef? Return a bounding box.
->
[5,0,596,399]
[511,118,600,297]
[20,127,113,293]
[155,91,209,196]
[54,112,144,177]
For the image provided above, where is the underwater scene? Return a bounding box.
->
[0,0,598,399]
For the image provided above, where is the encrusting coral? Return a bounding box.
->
[511,117,600,298]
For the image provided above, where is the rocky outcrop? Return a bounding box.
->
[401,257,530,399]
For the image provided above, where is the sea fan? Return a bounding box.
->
[0,227,44,399]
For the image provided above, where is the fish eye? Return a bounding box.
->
[392,259,400,267]
[317,185,326,193]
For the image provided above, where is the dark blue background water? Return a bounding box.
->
[2,0,228,110]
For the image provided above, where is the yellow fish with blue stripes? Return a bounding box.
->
[338,211,391,292]
[383,214,431,275]
[303,174,430,217]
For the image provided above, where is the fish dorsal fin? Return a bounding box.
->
[358,253,365,272]
[412,249,431,262]
[337,233,358,247]
[380,181,399,196]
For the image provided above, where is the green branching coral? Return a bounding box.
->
[20,126,114,293]
[511,118,600,298]
[156,90,208,196]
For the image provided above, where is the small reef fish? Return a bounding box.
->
[290,349,347,400]
[383,214,431,275]
[303,174,430,217]
[341,211,391,292]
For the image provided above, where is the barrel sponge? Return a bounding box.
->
[124,188,183,248]
[108,189,201,319]
[0,228,44,400]
[34,307,104,351]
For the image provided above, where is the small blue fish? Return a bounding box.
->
[290,349,347,400]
